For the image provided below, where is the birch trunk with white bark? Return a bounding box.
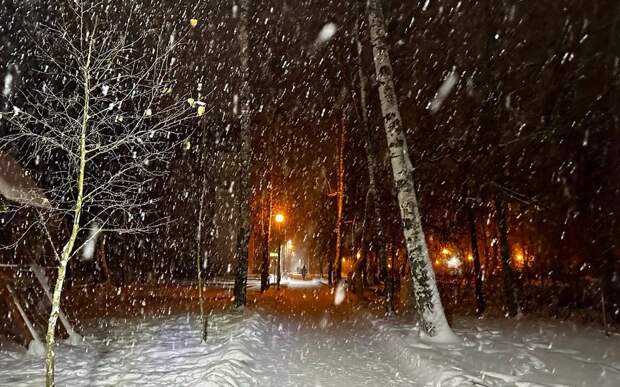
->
[367,0,456,340]
[45,34,92,386]
[30,264,79,342]
[2,5,190,382]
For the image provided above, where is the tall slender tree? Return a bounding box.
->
[366,0,455,340]
[333,117,346,283]
[495,190,519,316]
[260,182,272,292]
[466,201,485,315]
[0,4,190,383]
[195,124,209,340]
[354,10,392,311]
[233,0,252,308]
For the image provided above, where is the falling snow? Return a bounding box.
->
[0,0,618,386]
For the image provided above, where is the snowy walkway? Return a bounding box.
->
[0,311,416,386]
[1,286,619,386]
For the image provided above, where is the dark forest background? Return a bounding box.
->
[1,0,618,322]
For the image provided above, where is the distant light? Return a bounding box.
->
[275,213,285,223]
[446,256,462,269]
[467,254,474,262]
[287,240,293,249]
[515,253,524,263]
[356,251,361,259]
[441,248,450,256]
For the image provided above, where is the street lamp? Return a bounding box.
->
[274,212,285,288]
[275,213,285,224]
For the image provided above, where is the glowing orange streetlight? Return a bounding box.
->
[275,213,285,224]
[274,212,285,288]
[515,253,525,268]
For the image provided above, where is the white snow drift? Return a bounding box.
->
[1,308,618,386]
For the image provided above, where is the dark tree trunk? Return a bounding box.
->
[260,186,272,292]
[600,1,620,335]
[378,242,393,311]
[333,118,346,283]
[233,0,251,308]
[355,5,392,311]
[495,190,519,316]
[195,121,209,339]
[276,238,282,288]
[466,203,485,316]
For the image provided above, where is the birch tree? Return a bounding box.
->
[0,3,191,384]
[366,0,456,340]
[233,0,252,308]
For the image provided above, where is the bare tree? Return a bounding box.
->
[366,0,456,341]
[352,9,392,311]
[260,183,273,292]
[0,2,192,385]
[495,190,519,316]
[196,124,209,341]
[466,200,485,315]
[333,116,346,283]
[233,0,252,309]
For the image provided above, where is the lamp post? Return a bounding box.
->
[275,212,285,288]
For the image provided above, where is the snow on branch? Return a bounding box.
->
[0,3,195,249]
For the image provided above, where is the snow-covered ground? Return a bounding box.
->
[1,287,619,386]
[202,275,325,290]
[269,275,326,289]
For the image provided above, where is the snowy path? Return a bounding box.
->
[0,311,419,386]
[248,312,419,386]
[1,286,619,386]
